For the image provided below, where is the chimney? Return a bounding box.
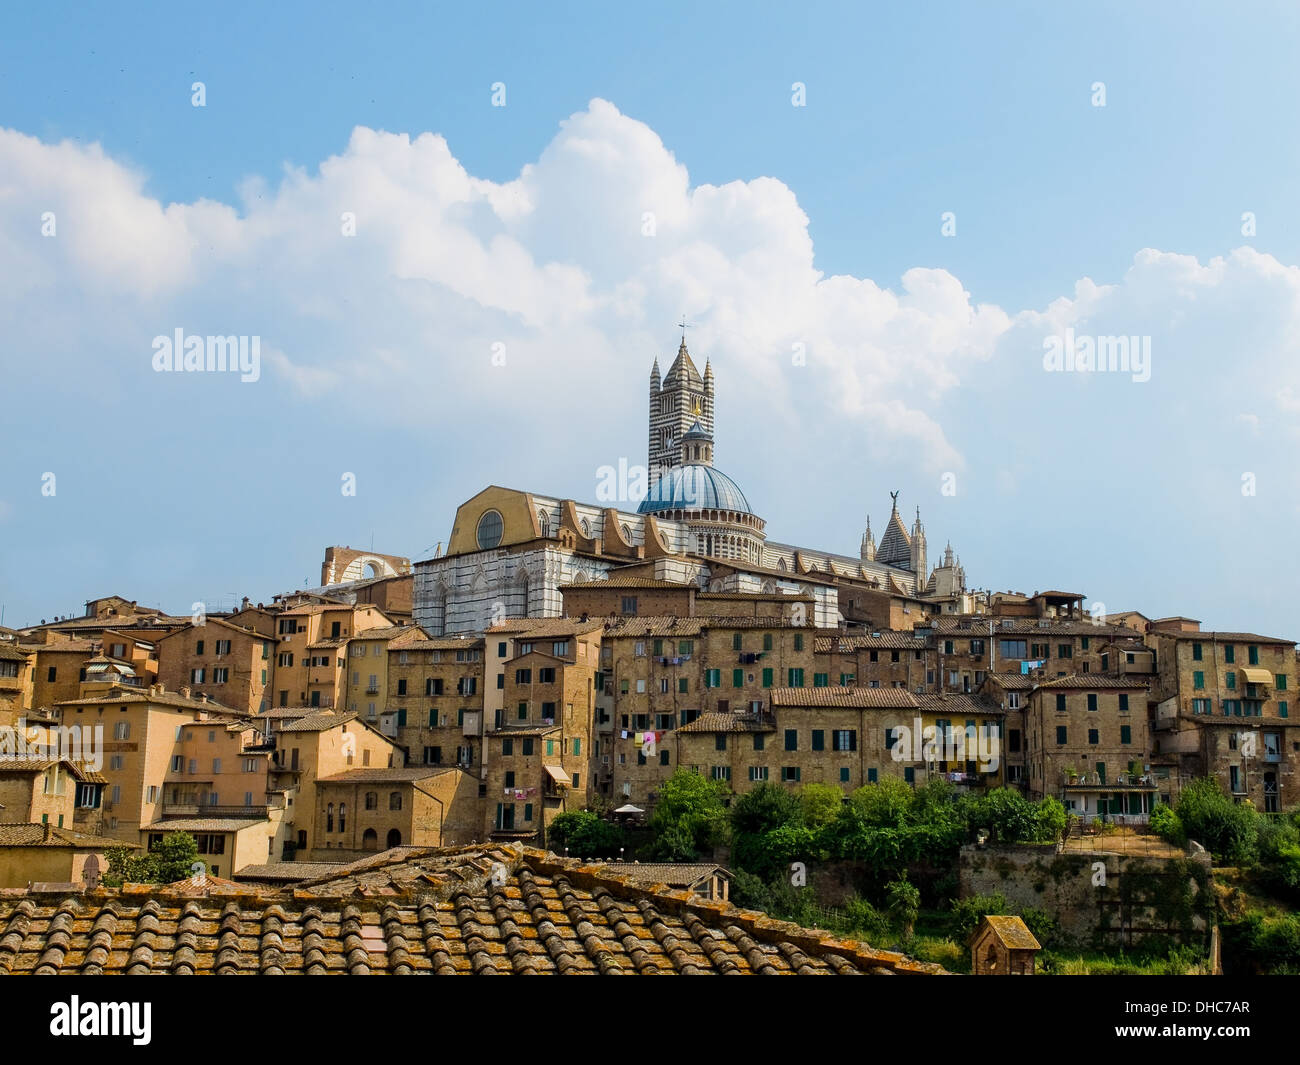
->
[42,821,52,842]
[180,686,191,699]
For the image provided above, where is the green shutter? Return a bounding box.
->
[762,668,773,688]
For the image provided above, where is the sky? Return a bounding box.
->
[1,1,1298,635]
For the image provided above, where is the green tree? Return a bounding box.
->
[646,770,729,860]
[1176,778,1259,863]
[885,876,921,940]
[1149,803,1185,847]
[101,832,200,886]
[799,782,844,827]
[547,810,625,857]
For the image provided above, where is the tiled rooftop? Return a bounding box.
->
[768,687,919,709]
[0,846,943,974]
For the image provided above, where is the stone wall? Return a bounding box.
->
[959,843,1212,949]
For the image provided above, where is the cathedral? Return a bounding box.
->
[413,335,972,634]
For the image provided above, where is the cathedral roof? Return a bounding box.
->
[681,419,712,442]
[664,339,703,388]
[875,504,912,567]
[637,464,752,515]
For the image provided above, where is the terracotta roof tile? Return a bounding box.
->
[0,845,944,974]
[768,687,919,709]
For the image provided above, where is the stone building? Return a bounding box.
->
[156,618,276,716]
[1146,626,1298,812]
[1022,675,1157,822]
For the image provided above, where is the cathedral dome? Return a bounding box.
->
[638,464,752,515]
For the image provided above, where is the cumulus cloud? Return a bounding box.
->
[0,100,1014,474]
[4,99,1300,638]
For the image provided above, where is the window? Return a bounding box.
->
[904,767,915,784]
[814,673,829,687]
[1120,725,1132,744]
[1224,645,1236,664]
[711,766,731,781]
[733,668,744,688]
[212,667,228,684]
[1058,644,1073,659]
[515,669,531,684]
[781,766,801,783]
[1118,694,1129,712]
[784,729,798,751]
[190,668,206,684]
[1007,692,1021,710]
[1193,671,1205,690]
[705,669,721,688]
[621,597,638,615]
[573,738,581,756]
[1056,726,1068,745]
[502,738,513,756]
[811,730,824,751]
[999,639,1028,659]
[538,667,555,683]
[1226,672,1236,691]
[1008,729,1021,753]
[389,792,402,811]
[733,633,743,651]
[749,766,769,781]
[1277,674,1289,691]
[1087,693,1098,712]
[1087,729,1099,745]
[794,634,804,652]
[944,640,955,655]
[1281,701,1289,719]
[113,721,131,740]
[522,738,534,756]
[763,634,774,651]
[552,641,569,657]
[840,767,850,783]
[762,668,773,688]
[753,733,765,751]
[867,768,878,784]
[832,729,856,751]
[715,734,727,752]
[1055,694,1067,712]
[476,509,504,549]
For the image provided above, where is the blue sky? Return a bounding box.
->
[2,1,1299,635]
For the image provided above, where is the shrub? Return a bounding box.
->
[1149,803,1185,847]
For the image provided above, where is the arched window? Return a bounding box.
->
[338,802,346,832]
[387,828,402,848]
[362,828,378,851]
[538,510,550,537]
[389,791,402,811]
[326,803,334,832]
[620,523,632,543]
[579,518,591,538]
[364,791,377,810]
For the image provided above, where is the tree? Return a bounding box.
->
[101,832,201,886]
[885,876,921,940]
[547,810,625,858]
[799,783,844,827]
[848,777,916,826]
[646,770,729,860]
[1176,778,1259,863]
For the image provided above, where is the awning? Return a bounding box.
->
[544,765,572,786]
[613,804,644,815]
[1242,667,1273,686]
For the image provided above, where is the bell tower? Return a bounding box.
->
[648,330,712,484]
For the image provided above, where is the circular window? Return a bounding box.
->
[476,510,504,549]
